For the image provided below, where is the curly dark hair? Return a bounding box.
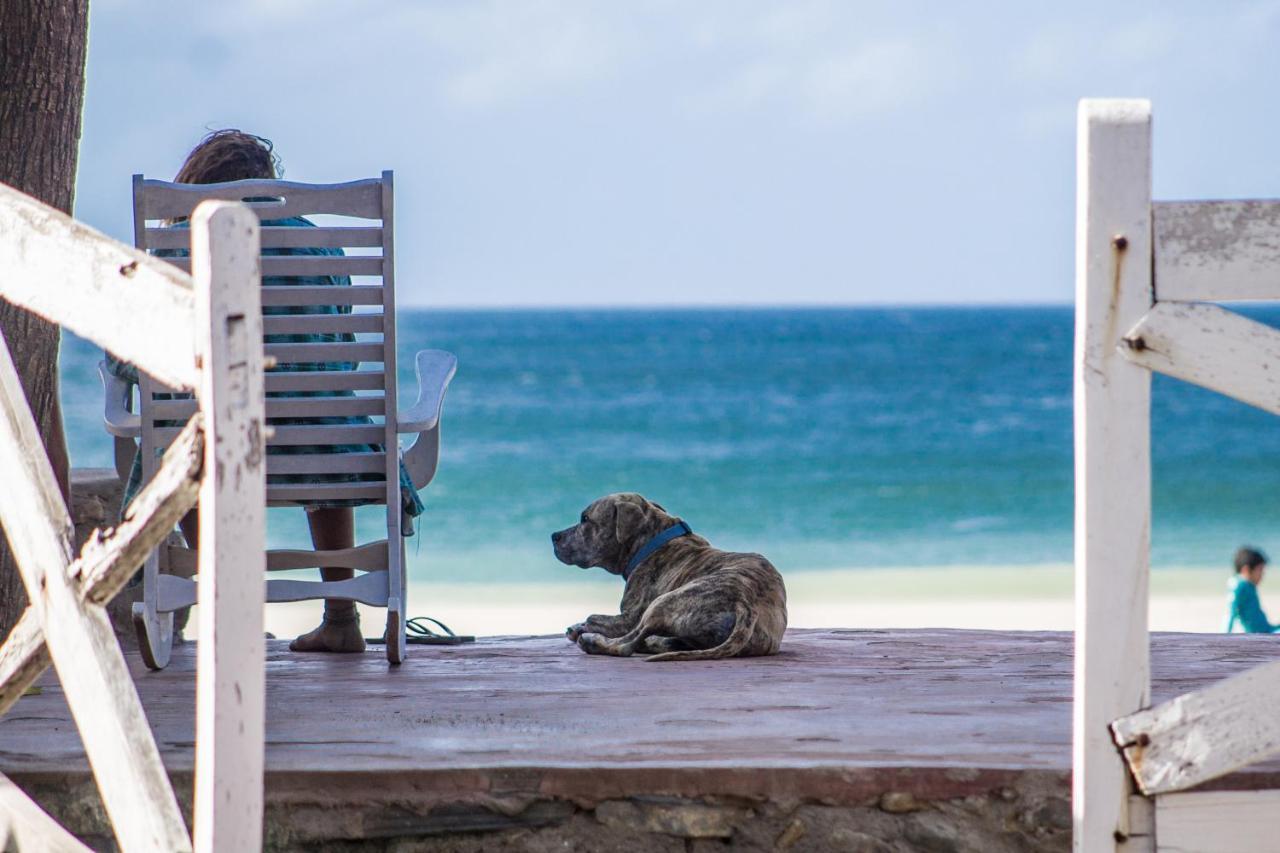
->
[1235,546,1268,573]
[175,129,282,184]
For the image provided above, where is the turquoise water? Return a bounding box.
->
[59,307,1280,582]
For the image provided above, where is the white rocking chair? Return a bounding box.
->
[100,171,455,666]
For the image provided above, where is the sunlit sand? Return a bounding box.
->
[185,564,1242,641]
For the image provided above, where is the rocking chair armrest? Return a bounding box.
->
[99,360,141,438]
[396,349,457,434]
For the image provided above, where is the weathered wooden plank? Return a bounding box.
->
[135,176,383,220]
[265,342,384,365]
[260,285,384,306]
[1120,302,1280,416]
[0,609,50,718]
[163,540,390,575]
[1154,200,1280,301]
[190,201,268,853]
[380,170,406,664]
[266,571,390,606]
[262,313,384,335]
[0,413,200,718]
[265,369,384,393]
[151,395,385,421]
[266,483,386,503]
[0,327,191,851]
[1154,790,1280,852]
[146,225,384,250]
[1113,657,1280,794]
[145,400,199,420]
[267,397,385,418]
[1124,795,1155,853]
[153,422,386,446]
[0,770,92,852]
[76,416,204,605]
[162,570,393,611]
[0,182,198,390]
[156,575,197,613]
[166,254,384,278]
[267,451,387,475]
[266,541,390,571]
[263,424,386,446]
[259,226,383,248]
[1073,98,1155,853]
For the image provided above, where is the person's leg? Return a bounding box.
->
[289,507,365,652]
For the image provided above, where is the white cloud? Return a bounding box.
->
[403,1,631,108]
[680,2,952,123]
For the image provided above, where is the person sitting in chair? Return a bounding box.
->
[1226,546,1280,634]
[108,129,424,653]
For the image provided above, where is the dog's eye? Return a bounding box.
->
[580,513,589,524]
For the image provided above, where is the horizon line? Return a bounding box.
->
[393,300,1076,312]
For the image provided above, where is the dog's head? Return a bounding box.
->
[551,493,674,575]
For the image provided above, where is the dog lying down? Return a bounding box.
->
[551,493,787,661]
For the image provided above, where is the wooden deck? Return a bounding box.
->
[3,628,1278,850]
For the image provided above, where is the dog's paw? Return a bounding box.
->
[566,623,587,642]
[576,632,606,654]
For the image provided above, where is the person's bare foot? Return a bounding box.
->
[289,612,365,653]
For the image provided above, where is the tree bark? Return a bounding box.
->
[0,0,89,638]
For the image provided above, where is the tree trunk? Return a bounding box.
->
[0,0,89,638]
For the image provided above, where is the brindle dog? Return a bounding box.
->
[551,493,787,661]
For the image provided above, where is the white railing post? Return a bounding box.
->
[1073,98,1154,851]
[190,201,267,853]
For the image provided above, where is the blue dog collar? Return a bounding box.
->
[624,521,693,579]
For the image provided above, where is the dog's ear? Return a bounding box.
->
[614,499,646,545]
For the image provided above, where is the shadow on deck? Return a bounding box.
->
[3,628,1276,852]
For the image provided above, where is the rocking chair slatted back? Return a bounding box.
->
[122,171,442,666]
[132,173,401,514]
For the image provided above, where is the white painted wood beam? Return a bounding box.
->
[0,771,92,852]
[190,201,267,853]
[1073,97,1155,853]
[1155,200,1280,302]
[1120,301,1280,416]
[1154,790,1280,852]
[1113,658,1280,794]
[0,416,203,717]
[0,326,190,851]
[0,181,198,390]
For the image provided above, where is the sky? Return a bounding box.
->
[75,1,1280,308]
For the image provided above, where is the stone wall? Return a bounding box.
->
[260,780,1071,853]
[17,775,1072,852]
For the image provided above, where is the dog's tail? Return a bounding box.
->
[644,607,757,662]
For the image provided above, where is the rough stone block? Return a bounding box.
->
[595,799,747,839]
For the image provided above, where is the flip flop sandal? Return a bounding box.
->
[367,615,475,646]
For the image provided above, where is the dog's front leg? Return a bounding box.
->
[566,612,636,642]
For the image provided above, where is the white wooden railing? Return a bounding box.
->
[1075,99,1280,852]
[0,183,267,852]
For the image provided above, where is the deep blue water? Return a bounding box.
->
[59,307,1280,581]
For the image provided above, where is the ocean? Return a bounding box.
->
[58,307,1280,585]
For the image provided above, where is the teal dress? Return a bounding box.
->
[107,216,425,531]
[1225,575,1280,633]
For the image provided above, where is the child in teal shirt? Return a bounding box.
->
[1226,546,1280,633]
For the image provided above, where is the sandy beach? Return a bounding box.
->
[188,565,1242,642]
